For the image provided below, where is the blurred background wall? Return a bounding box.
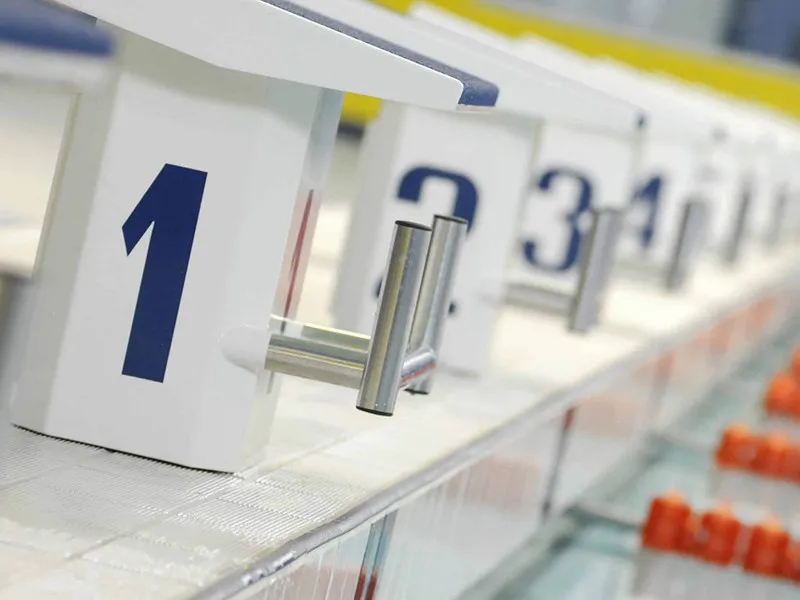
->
[504,0,800,61]
[341,0,800,128]
[727,0,800,62]
[494,0,735,47]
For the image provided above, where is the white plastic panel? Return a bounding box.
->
[53,0,497,111]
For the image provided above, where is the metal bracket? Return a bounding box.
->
[607,197,710,293]
[722,178,753,265]
[265,215,466,416]
[765,185,789,249]
[664,198,709,292]
[505,208,625,335]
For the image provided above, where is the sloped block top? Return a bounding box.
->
[408,2,645,133]
[52,0,498,111]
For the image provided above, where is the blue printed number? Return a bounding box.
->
[397,167,478,230]
[122,164,207,383]
[630,176,663,250]
[374,167,479,316]
[523,168,593,272]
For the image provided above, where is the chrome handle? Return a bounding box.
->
[406,215,466,394]
[765,186,789,249]
[665,199,709,292]
[722,179,752,265]
[263,216,467,417]
[357,221,431,415]
[504,209,624,334]
[266,333,366,389]
[568,208,624,333]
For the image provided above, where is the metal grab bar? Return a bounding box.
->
[665,198,709,292]
[568,207,624,333]
[596,197,710,294]
[406,215,465,394]
[264,216,467,416]
[505,208,625,334]
[723,179,752,265]
[265,335,435,395]
[506,197,712,333]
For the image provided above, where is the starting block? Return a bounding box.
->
[639,74,787,263]
[9,0,497,471]
[582,58,720,289]
[331,0,645,375]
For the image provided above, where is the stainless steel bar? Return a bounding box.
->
[765,186,789,248]
[399,346,436,390]
[265,336,435,392]
[665,199,708,292]
[569,208,624,333]
[265,333,366,389]
[722,179,752,265]
[357,221,430,416]
[269,316,370,352]
[407,215,466,394]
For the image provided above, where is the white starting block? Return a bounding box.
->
[505,35,646,291]
[759,113,800,244]
[607,74,800,402]
[716,95,800,251]
[643,73,800,303]
[313,6,800,509]
[638,74,787,264]
[585,69,800,403]
[8,0,501,472]
[582,59,722,289]
[403,6,742,355]
[329,0,645,375]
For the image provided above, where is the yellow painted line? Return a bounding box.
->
[342,0,800,127]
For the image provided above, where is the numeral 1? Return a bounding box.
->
[122,164,207,383]
[631,175,663,250]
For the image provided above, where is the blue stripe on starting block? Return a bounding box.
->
[0,0,113,56]
[266,0,499,109]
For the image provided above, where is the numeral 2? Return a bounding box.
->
[374,166,480,315]
[122,164,207,383]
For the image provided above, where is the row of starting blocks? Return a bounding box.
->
[3,0,798,470]
[2,0,800,597]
